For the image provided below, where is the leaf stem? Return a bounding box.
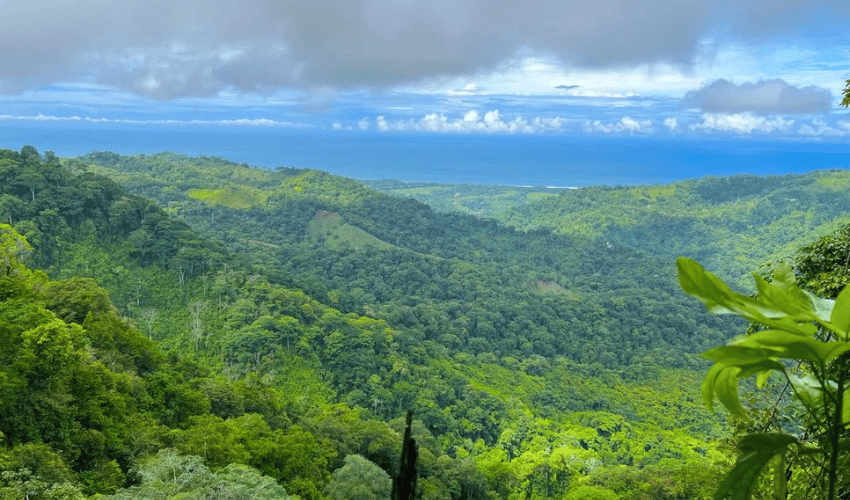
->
[828,358,844,500]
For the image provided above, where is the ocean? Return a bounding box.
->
[2,121,848,187]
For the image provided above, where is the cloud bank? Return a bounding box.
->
[584,117,653,134]
[684,79,833,114]
[690,113,795,134]
[370,110,564,134]
[2,0,848,98]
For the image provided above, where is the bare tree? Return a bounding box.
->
[138,308,159,340]
[189,301,206,351]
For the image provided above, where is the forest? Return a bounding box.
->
[1,146,850,499]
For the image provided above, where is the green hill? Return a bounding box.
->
[367,172,850,291]
[72,151,741,372]
[11,146,850,498]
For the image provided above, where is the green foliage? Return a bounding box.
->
[324,454,392,500]
[67,149,755,498]
[78,151,743,374]
[386,172,850,295]
[188,186,267,209]
[712,434,798,500]
[563,484,619,500]
[17,146,842,498]
[0,223,33,277]
[105,449,292,500]
[0,443,76,485]
[0,221,286,497]
[795,224,850,298]
[585,459,725,500]
[679,257,850,499]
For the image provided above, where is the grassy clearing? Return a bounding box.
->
[307,210,397,251]
[187,186,267,209]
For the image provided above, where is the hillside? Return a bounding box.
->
[9,146,849,498]
[366,172,850,291]
[73,152,741,371]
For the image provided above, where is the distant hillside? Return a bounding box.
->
[0,145,741,500]
[368,171,850,289]
[73,151,741,371]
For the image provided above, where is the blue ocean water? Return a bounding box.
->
[2,121,848,187]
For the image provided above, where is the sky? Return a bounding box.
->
[1,0,850,155]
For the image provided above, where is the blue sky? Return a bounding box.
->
[1,0,850,143]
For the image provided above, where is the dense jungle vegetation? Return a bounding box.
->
[1,146,849,499]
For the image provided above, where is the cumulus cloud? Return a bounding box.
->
[583,116,653,134]
[663,117,679,131]
[690,113,795,134]
[797,119,849,137]
[2,0,847,98]
[684,79,833,114]
[370,109,564,134]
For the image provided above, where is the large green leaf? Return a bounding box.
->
[810,292,835,323]
[701,358,784,419]
[788,373,829,412]
[831,286,850,340]
[770,263,834,320]
[758,317,819,337]
[746,330,850,366]
[677,257,774,319]
[769,262,798,289]
[735,360,786,379]
[713,434,799,500]
[677,257,737,311]
[702,363,748,419]
[753,272,816,320]
[701,344,781,365]
[677,258,817,336]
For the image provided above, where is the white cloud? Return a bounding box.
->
[684,78,832,114]
[447,83,482,96]
[663,117,679,131]
[798,118,846,137]
[403,39,847,105]
[690,113,794,134]
[376,116,390,132]
[412,56,662,98]
[357,117,371,130]
[0,113,82,122]
[369,109,564,134]
[583,116,653,134]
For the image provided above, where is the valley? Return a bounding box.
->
[1,146,849,499]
